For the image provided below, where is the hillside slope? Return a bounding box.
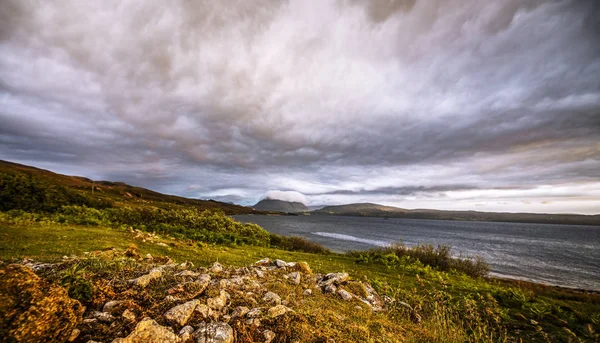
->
[0,160,258,214]
[253,199,309,213]
[314,202,600,226]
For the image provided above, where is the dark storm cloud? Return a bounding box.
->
[0,0,599,213]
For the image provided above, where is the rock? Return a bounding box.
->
[318,273,349,287]
[0,264,84,342]
[92,311,116,323]
[263,330,276,343]
[324,284,337,293]
[129,267,163,288]
[103,300,124,313]
[303,289,312,296]
[180,325,195,342]
[122,309,136,322]
[246,308,262,318]
[255,269,265,278]
[254,258,271,266]
[263,291,281,305]
[231,306,249,318]
[287,272,301,285]
[268,305,290,318]
[193,322,234,343]
[83,318,97,324]
[156,242,169,247]
[165,299,200,326]
[68,328,80,342]
[207,290,230,311]
[275,259,288,268]
[210,262,224,273]
[175,270,200,278]
[119,317,181,342]
[246,318,261,326]
[195,304,212,319]
[338,289,353,301]
[165,295,182,303]
[145,254,154,260]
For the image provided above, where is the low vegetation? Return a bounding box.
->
[1,161,599,342]
[350,243,489,278]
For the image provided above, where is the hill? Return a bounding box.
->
[253,199,309,213]
[314,202,600,226]
[0,160,258,215]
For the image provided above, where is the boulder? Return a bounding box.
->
[103,300,124,313]
[207,290,230,311]
[268,305,290,318]
[231,306,249,318]
[274,259,288,268]
[129,267,163,288]
[287,272,301,285]
[263,291,281,305]
[209,262,224,273]
[338,289,353,301]
[193,322,234,343]
[165,299,201,326]
[123,309,136,322]
[263,330,276,343]
[0,264,84,342]
[318,273,349,287]
[119,317,181,343]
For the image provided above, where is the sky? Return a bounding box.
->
[1,0,599,214]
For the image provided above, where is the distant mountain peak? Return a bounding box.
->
[253,199,309,213]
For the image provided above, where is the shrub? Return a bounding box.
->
[349,242,489,278]
[269,234,330,254]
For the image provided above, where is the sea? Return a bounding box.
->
[234,215,600,291]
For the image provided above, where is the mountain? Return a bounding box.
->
[0,160,258,214]
[314,202,600,226]
[253,199,309,213]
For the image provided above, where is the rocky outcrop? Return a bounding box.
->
[0,264,84,342]
[5,254,389,343]
[116,317,181,343]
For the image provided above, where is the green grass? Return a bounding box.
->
[2,222,600,342]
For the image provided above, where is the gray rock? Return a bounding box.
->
[175,270,200,278]
[263,291,281,305]
[231,306,249,318]
[324,284,337,293]
[254,258,271,266]
[274,259,288,268]
[119,317,181,342]
[207,290,230,311]
[288,272,301,285]
[193,322,234,343]
[338,289,353,301]
[318,273,349,287]
[268,305,290,318]
[246,308,262,318]
[103,300,124,313]
[129,267,163,288]
[209,262,224,273]
[263,330,276,343]
[179,326,195,342]
[165,300,200,326]
[92,311,116,323]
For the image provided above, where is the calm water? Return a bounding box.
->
[235,215,600,290]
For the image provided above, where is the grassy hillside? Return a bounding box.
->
[315,202,600,226]
[0,160,258,214]
[2,218,599,342]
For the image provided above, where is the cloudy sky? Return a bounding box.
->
[1,0,599,214]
